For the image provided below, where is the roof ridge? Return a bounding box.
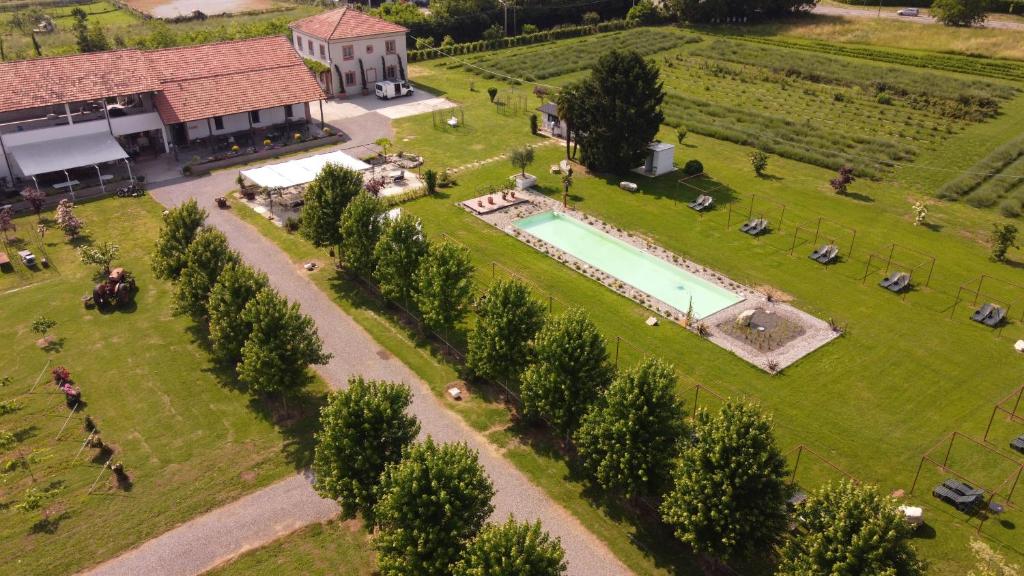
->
[159,62,305,84]
[328,6,348,41]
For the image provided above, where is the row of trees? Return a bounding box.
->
[299,164,477,339]
[152,200,330,399]
[462,278,923,572]
[312,377,567,575]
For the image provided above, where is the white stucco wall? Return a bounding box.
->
[295,31,408,96]
[184,105,305,140]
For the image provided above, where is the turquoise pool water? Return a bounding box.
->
[515,211,743,319]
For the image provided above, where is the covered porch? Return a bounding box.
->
[9,132,136,199]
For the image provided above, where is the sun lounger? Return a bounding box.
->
[809,244,829,261]
[749,219,768,236]
[815,245,839,264]
[983,305,1007,327]
[688,194,709,210]
[698,195,714,211]
[886,273,911,293]
[879,272,901,289]
[971,303,995,323]
[933,480,985,512]
[1010,435,1024,454]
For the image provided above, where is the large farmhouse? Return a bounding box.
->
[0,36,325,191]
[290,7,409,97]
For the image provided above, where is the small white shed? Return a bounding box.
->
[643,142,675,177]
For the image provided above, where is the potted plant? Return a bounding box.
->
[263,138,272,149]
[509,146,537,190]
[293,133,302,144]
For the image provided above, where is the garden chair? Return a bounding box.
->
[1011,434,1024,454]
[971,303,995,323]
[688,194,708,210]
[886,273,911,293]
[879,271,901,289]
[983,305,1007,327]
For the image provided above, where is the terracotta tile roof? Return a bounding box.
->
[148,36,325,124]
[289,7,407,41]
[0,50,160,114]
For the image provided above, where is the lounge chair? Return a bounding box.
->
[983,305,1007,327]
[971,303,995,323]
[698,195,714,211]
[879,272,901,289]
[886,273,911,293]
[688,194,709,210]
[814,244,839,264]
[749,218,768,236]
[1011,434,1024,454]
[809,244,830,261]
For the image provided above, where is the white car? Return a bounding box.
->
[897,7,920,16]
[374,80,415,100]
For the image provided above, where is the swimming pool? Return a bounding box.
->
[515,211,743,319]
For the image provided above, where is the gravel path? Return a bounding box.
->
[81,161,631,575]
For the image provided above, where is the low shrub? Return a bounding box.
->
[683,160,704,176]
[966,188,998,208]
[1000,198,1022,218]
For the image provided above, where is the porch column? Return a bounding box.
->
[0,133,13,186]
[94,164,105,194]
[124,158,134,184]
[247,112,254,147]
[161,125,170,154]
[63,170,74,201]
[319,100,324,130]
[103,99,114,135]
[64,103,74,126]
[32,176,40,194]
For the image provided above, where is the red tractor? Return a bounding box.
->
[92,267,137,309]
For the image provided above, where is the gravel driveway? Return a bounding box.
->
[80,170,631,576]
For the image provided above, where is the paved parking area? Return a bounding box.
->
[322,89,456,122]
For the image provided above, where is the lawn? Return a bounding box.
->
[217,30,1024,574]
[0,197,322,575]
[205,519,375,576]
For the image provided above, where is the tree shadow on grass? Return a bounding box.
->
[596,172,741,208]
[30,510,71,535]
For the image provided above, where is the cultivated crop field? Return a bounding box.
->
[449,28,1020,181]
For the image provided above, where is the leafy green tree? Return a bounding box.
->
[660,402,790,563]
[152,199,207,280]
[373,213,428,308]
[576,50,665,172]
[299,164,363,255]
[79,241,120,274]
[453,516,567,576]
[424,169,438,195]
[415,241,475,336]
[774,479,929,573]
[582,11,601,26]
[374,438,495,576]
[932,0,988,27]
[520,307,613,437]
[30,316,56,339]
[208,262,270,365]
[20,188,45,220]
[0,206,13,242]
[238,288,331,397]
[556,83,584,161]
[174,228,239,318]
[509,146,535,177]
[338,192,385,277]
[313,377,420,521]
[750,150,769,177]
[676,126,687,144]
[371,1,427,26]
[777,480,924,576]
[626,0,660,24]
[466,279,546,383]
[991,223,1019,262]
[574,358,686,498]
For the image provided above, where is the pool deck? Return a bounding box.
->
[461,188,840,372]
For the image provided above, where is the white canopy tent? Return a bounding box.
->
[9,133,131,195]
[240,150,371,189]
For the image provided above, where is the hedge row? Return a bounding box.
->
[408,20,633,62]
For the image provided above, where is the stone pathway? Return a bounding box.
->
[449,138,560,175]
[80,166,632,576]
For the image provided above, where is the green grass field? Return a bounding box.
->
[0,198,323,575]
[218,26,1024,574]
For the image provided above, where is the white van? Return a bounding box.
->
[375,81,415,100]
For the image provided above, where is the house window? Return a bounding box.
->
[342,45,354,60]
[284,104,293,118]
[366,44,374,54]
[385,40,396,54]
[344,71,356,86]
[308,40,314,54]
[386,65,397,80]
[250,110,261,124]
[319,44,326,58]
[295,35,302,51]
[213,116,224,131]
